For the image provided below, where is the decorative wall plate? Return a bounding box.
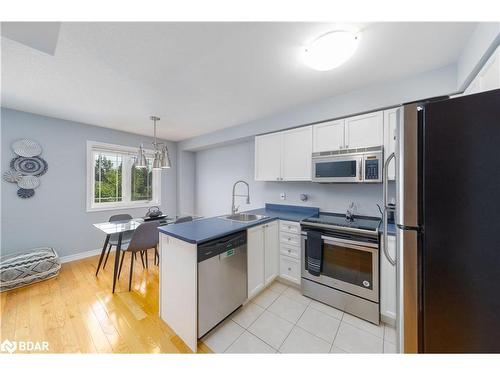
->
[10,156,48,176]
[17,175,41,189]
[11,139,42,157]
[17,188,35,199]
[2,170,22,183]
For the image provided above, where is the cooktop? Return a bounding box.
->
[302,212,381,232]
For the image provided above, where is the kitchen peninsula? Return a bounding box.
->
[158,204,319,352]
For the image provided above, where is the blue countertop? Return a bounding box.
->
[158,204,319,244]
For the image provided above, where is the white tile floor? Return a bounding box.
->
[201,280,398,353]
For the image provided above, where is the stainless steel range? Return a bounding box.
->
[300,213,381,324]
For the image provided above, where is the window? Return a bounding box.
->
[87,141,161,211]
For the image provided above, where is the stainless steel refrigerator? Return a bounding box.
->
[394,89,500,353]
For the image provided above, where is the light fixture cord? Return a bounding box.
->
[153,117,157,148]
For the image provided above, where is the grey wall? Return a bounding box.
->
[1,108,177,258]
[177,150,196,216]
[195,139,394,218]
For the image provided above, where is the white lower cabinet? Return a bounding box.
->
[279,254,300,284]
[264,221,279,285]
[247,221,279,299]
[278,220,301,285]
[380,235,397,323]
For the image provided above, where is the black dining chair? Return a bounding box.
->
[117,220,161,291]
[96,213,134,276]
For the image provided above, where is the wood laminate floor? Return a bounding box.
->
[0,251,211,353]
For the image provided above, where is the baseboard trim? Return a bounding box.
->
[59,248,101,264]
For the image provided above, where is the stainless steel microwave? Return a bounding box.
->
[311,146,383,183]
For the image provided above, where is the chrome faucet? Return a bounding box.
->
[231,180,250,214]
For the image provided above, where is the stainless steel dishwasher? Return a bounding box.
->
[197,231,247,338]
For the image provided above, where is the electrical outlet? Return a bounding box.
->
[280,192,286,200]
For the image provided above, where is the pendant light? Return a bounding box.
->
[160,145,171,169]
[136,116,171,170]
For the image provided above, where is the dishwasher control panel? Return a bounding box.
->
[197,231,247,262]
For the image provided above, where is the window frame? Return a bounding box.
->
[86,141,161,212]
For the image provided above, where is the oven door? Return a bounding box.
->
[301,234,379,302]
[312,155,363,183]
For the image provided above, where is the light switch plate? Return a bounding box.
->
[280,192,286,200]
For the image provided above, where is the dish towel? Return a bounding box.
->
[307,231,323,276]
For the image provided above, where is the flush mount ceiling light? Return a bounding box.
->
[136,116,171,170]
[303,30,360,71]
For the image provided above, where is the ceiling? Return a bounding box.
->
[1,22,476,141]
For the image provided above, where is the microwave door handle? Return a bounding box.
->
[383,152,396,266]
[358,159,363,181]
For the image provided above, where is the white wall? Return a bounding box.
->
[195,139,393,218]
[456,23,500,90]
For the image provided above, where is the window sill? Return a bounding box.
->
[86,201,161,213]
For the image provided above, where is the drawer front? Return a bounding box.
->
[280,255,300,284]
[280,244,299,259]
[279,220,300,235]
[280,232,300,247]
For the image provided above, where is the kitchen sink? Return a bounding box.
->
[222,213,268,222]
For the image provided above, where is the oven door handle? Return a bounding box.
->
[322,238,378,252]
[302,232,378,250]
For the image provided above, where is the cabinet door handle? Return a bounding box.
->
[288,267,291,271]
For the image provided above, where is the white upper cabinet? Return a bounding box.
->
[255,126,312,181]
[312,119,345,152]
[345,111,384,149]
[464,46,500,95]
[255,132,282,181]
[255,110,385,182]
[281,126,312,181]
[383,108,399,181]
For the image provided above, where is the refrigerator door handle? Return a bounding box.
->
[383,152,396,266]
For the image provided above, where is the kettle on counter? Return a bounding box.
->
[146,206,163,218]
